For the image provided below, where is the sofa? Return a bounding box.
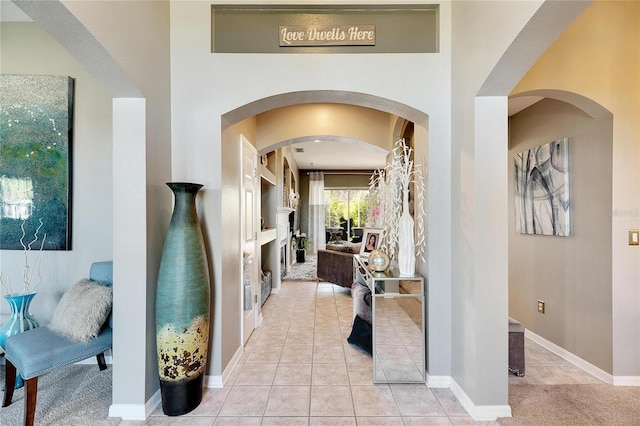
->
[316,242,361,288]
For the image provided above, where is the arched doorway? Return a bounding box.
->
[219,90,440,380]
[508,89,614,377]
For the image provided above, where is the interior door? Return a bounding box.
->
[241,136,258,344]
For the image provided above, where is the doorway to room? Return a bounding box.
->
[221,90,433,373]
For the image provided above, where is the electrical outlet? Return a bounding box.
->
[537,300,545,314]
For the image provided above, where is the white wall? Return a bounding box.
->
[62,0,174,405]
[170,1,453,388]
[0,22,113,322]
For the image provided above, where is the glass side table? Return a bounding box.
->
[353,254,425,384]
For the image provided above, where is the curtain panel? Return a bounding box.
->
[308,172,326,253]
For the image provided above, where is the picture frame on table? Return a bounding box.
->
[360,228,382,257]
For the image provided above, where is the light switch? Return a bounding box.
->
[630,229,639,246]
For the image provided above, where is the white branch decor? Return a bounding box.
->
[369,139,426,275]
[0,218,47,295]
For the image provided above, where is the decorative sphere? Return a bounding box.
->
[368,249,390,272]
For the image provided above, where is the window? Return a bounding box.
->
[324,188,372,241]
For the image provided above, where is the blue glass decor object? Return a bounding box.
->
[0,292,40,388]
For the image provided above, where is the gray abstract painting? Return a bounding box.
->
[514,138,570,236]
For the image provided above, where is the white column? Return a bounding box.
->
[473,96,509,409]
[110,98,149,420]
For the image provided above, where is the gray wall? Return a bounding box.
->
[0,22,113,323]
[324,173,372,188]
[508,98,613,373]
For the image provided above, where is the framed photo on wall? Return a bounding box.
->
[360,228,382,257]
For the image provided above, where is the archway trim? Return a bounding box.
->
[510,89,612,121]
[222,90,429,126]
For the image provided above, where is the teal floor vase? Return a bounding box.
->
[156,183,211,416]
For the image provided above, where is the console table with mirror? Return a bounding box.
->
[353,254,426,384]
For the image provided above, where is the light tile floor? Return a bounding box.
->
[132,280,602,425]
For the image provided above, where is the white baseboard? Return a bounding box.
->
[525,329,613,384]
[206,345,242,388]
[613,376,640,386]
[426,374,451,388]
[145,389,162,417]
[108,403,146,420]
[449,378,512,421]
[206,374,223,388]
[108,388,160,420]
[526,329,639,386]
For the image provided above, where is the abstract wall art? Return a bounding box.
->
[514,138,570,236]
[0,75,74,250]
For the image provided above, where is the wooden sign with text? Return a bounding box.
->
[279,25,376,47]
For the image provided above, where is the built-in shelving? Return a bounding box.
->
[259,228,276,245]
[259,154,279,297]
[261,171,277,236]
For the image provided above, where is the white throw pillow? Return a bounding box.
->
[49,278,113,342]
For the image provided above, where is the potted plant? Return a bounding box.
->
[293,231,310,263]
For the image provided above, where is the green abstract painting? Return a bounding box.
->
[0,75,74,250]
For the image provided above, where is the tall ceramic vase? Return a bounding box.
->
[397,190,415,277]
[0,292,40,388]
[156,183,211,416]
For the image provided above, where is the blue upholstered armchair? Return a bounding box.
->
[2,261,113,426]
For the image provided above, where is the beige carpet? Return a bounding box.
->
[500,383,640,425]
[0,364,117,426]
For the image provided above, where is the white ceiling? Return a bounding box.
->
[289,138,388,171]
